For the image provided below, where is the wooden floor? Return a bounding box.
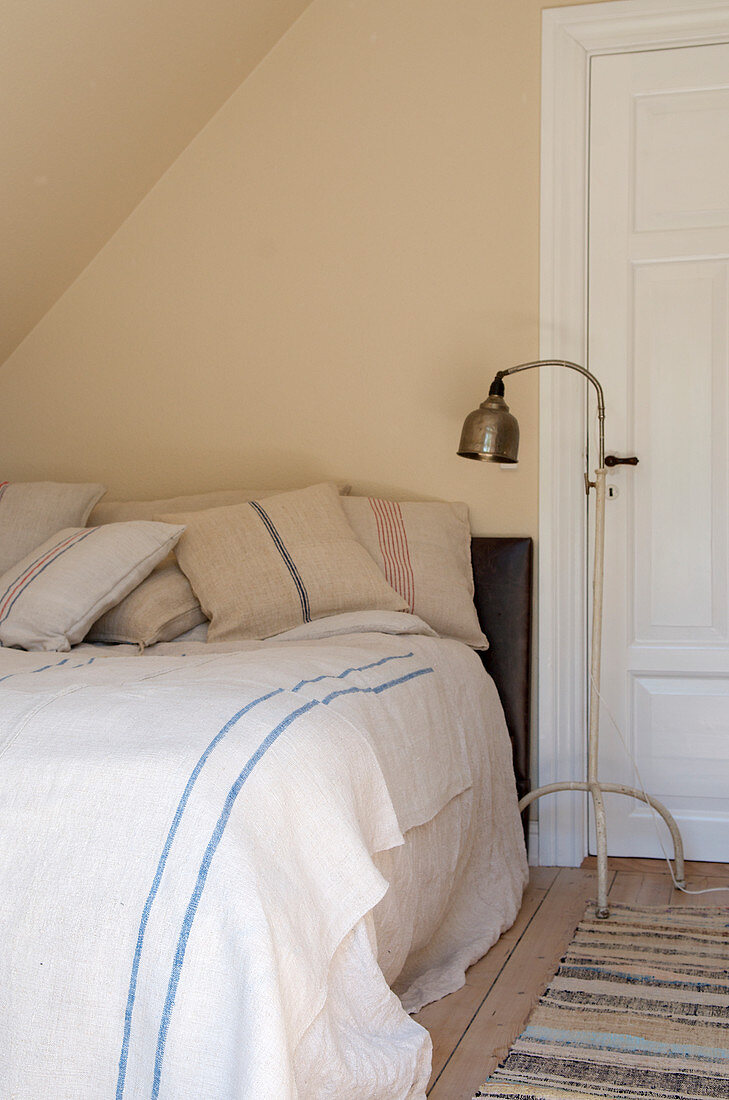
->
[414,857,729,1099]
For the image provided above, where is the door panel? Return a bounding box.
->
[588,43,729,860]
[634,88,729,231]
[633,261,728,641]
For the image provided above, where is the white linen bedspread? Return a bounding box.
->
[0,616,527,1098]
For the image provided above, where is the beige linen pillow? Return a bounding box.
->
[86,486,350,646]
[86,559,203,647]
[88,488,284,525]
[0,521,184,652]
[87,484,350,525]
[162,483,407,642]
[341,497,488,649]
[0,480,105,575]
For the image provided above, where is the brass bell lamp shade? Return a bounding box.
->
[457,377,519,463]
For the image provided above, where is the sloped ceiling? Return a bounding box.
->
[0,0,313,365]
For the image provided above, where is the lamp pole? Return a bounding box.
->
[460,360,685,917]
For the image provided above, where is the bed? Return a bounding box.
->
[0,481,531,1099]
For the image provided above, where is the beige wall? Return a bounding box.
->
[1,0,606,537]
[0,0,314,364]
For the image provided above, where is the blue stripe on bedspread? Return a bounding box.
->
[116,650,429,1098]
[0,656,97,684]
[151,664,432,1096]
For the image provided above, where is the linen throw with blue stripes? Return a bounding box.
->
[0,621,526,1098]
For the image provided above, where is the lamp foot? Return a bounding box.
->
[599,783,685,889]
[518,781,686,912]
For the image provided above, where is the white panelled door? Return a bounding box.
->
[588,43,729,861]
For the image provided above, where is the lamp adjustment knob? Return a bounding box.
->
[604,454,639,467]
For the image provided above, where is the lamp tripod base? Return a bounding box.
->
[518,782,685,918]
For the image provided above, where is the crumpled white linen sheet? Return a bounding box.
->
[0,613,527,1098]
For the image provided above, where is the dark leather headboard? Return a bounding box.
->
[470,537,532,812]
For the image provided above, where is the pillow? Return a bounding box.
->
[85,486,350,646]
[86,559,205,648]
[88,488,282,525]
[87,484,350,525]
[341,497,488,649]
[0,480,105,575]
[161,483,407,642]
[0,521,184,652]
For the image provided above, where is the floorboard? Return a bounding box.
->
[417,856,729,1099]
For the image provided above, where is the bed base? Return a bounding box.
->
[470,537,532,822]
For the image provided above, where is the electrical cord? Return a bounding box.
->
[591,673,729,897]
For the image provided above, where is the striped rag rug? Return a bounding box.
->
[474,901,729,1099]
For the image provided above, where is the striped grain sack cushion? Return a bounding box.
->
[0,521,184,651]
[161,483,407,642]
[341,498,488,649]
[0,480,105,575]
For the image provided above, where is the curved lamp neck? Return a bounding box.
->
[496,359,606,469]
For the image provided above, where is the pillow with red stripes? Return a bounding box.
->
[0,521,184,651]
[341,498,488,649]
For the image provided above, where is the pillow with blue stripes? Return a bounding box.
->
[0,521,184,651]
[161,483,406,642]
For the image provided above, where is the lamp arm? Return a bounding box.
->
[499,359,608,899]
[495,359,606,469]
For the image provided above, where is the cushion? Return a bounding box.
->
[86,559,205,648]
[341,497,488,648]
[0,480,105,575]
[87,484,350,525]
[86,486,350,646]
[88,488,283,525]
[0,521,184,652]
[161,483,407,642]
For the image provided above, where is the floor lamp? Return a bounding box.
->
[458,359,685,918]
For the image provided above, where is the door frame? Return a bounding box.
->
[538,0,729,866]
